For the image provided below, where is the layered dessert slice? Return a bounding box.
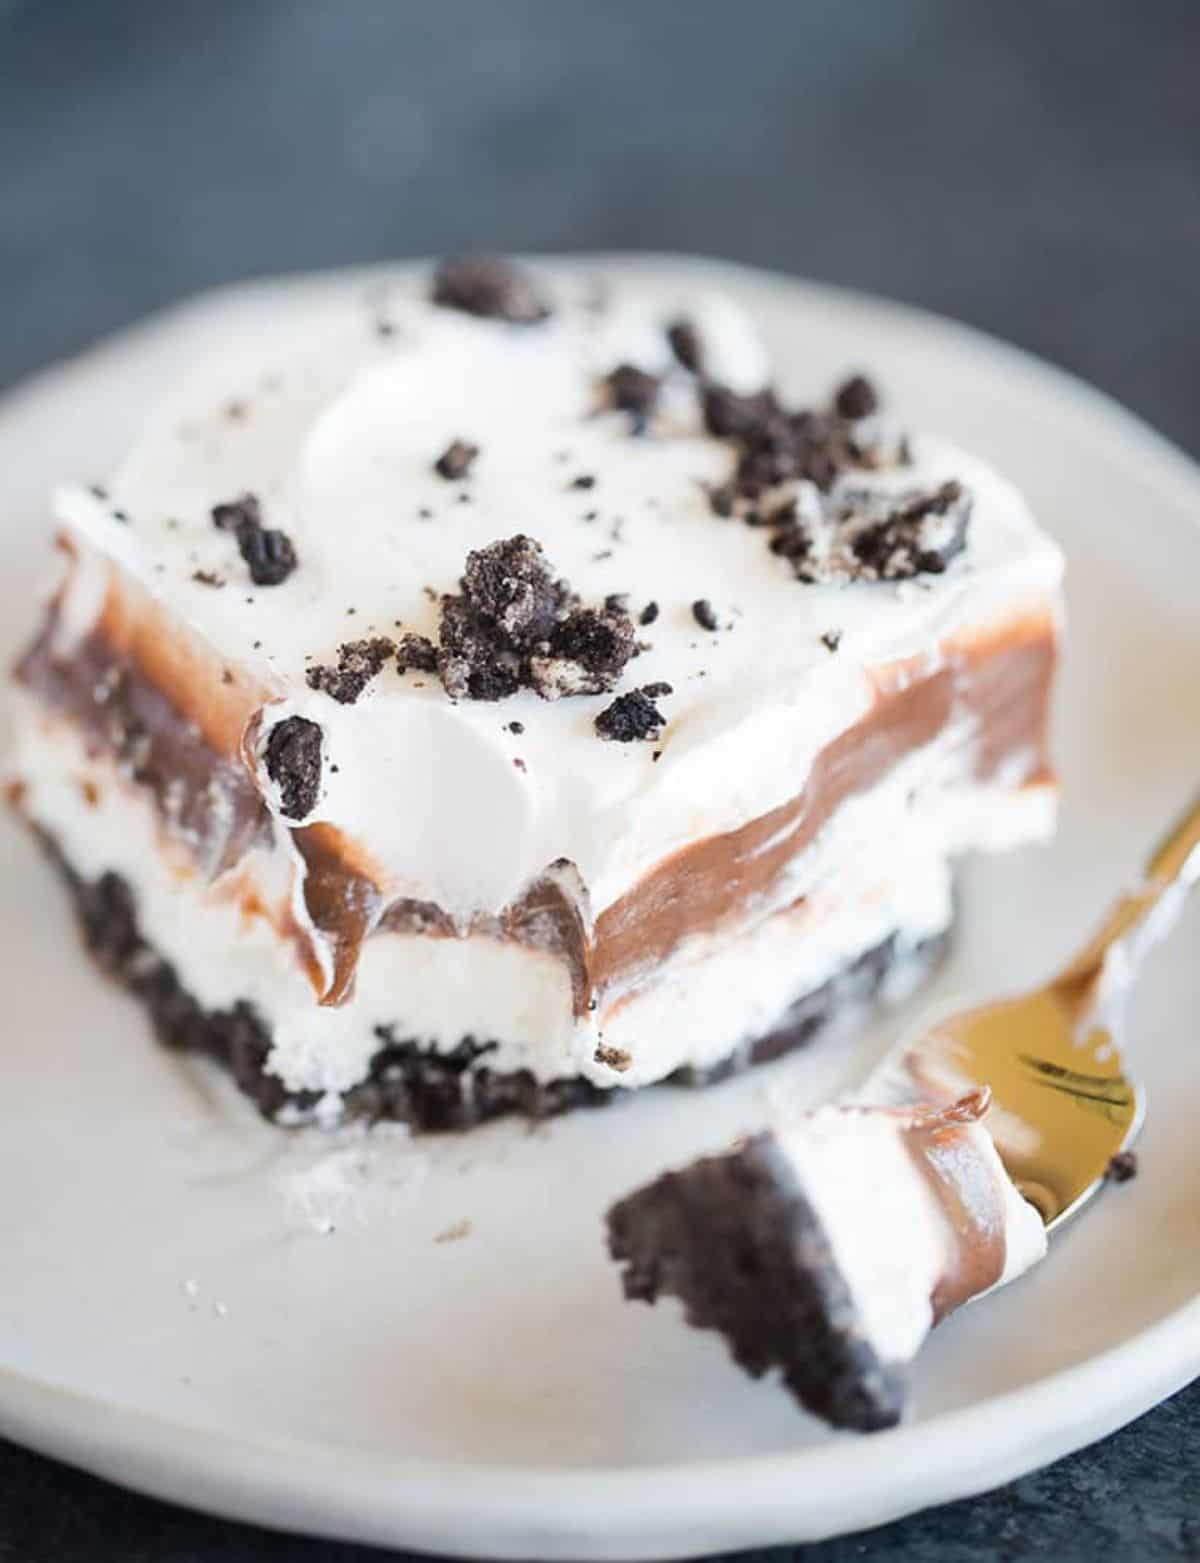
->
[607,1089,1047,1430]
[9,257,1063,1128]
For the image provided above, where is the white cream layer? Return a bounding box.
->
[770,1104,1047,1364]
[46,264,1063,923]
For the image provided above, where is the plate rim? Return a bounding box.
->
[2,1297,1198,1559]
[3,252,1200,1558]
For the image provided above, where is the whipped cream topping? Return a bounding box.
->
[51,263,1064,921]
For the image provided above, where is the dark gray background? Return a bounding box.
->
[2,1,1198,1558]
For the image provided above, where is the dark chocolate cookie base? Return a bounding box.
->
[39,830,949,1133]
[608,1136,909,1432]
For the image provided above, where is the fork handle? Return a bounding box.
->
[1056,788,1200,996]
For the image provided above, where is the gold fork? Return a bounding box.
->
[869,793,1200,1229]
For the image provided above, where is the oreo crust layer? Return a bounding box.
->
[33,825,949,1133]
[608,1138,909,1431]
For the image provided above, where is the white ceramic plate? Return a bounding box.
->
[2,258,1199,1560]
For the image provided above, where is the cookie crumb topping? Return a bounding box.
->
[604,365,661,433]
[1106,1150,1139,1183]
[691,598,719,632]
[698,376,970,584]
[431,256,550,324]
[306,637,396,704]
[432,535,637,703]
[843,481,971,581]
[264,716,323,821]
[666,318,703,374]
[212,493,298,587]
[706,482,736,518]
[434,440,479,481]
[594,1043,633,1072]
[833,374,879,421]
[395,633,439,674]
[595,683,672,743]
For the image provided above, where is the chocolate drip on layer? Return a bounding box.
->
[592,623,1056,992]
[903,1090,1009,1321]
[500,859,593,1016]
[15,611,270,879]
[291,823,383,1006]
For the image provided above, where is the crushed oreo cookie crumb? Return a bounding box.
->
[1106,1150,1139,1183]
[264,716,323,821]
[666,318,703,374]
[758,495,797,529]
[834,374,879,421]
[604,592,630,614]
[434,439,479,481]
[697,372,965,582]
[639,600,660,626]
[692,598,720,632]
[768,525,812,566]
[595,685,670,743]
[702,384,779,441]
[594,1043,633,1073]
[707,482,736,518]
[848,480,971,581]
[306,637,396,704]
[432,256,549,324]
[605,365,660,433]
[821,629,842,652]
[436,535,635,703]
[507,720,524,735]
[530,605,637,700]
[395,633,438,674]
[570,474,596,491]
[439,597,518,701]
[191,570,225,588]
[238,525,297,586]
[212,492,298,586]
[212,493,259,533]
[463,534,565,641]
